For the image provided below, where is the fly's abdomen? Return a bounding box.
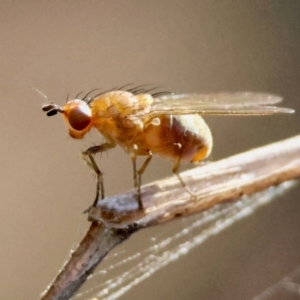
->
[141,114,213,163]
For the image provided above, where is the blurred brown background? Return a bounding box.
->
[1,1,300,299]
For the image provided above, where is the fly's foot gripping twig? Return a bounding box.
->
[82,142,115,206]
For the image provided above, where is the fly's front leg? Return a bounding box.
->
[131,152,152,210]
[82,142,115,206]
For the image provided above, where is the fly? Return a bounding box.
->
[42,86,294,209]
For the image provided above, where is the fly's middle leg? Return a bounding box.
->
[82,142,115,206]
[131,153,152,210]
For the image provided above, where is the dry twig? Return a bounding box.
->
[41,134,300,300]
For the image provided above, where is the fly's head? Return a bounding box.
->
[42,99,93,139]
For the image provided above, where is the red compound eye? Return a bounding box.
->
[61,100,93,139]
[68,105,92,131]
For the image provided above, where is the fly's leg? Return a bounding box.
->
[173,143,194,197]
[131,153,152,210]
[132,154,138,190]
[82,142,115,206]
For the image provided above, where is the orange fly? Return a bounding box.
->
[42,86,294,209]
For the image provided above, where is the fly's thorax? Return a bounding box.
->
[88,91,154,144]
[90,91,153,119]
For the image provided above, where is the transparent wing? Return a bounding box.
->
[142,92,294,116]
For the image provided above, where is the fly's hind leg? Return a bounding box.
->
[131,152,152,210]
[82,142,115,206]
[172,143,195,197]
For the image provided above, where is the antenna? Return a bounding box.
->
[32,87,63,117]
